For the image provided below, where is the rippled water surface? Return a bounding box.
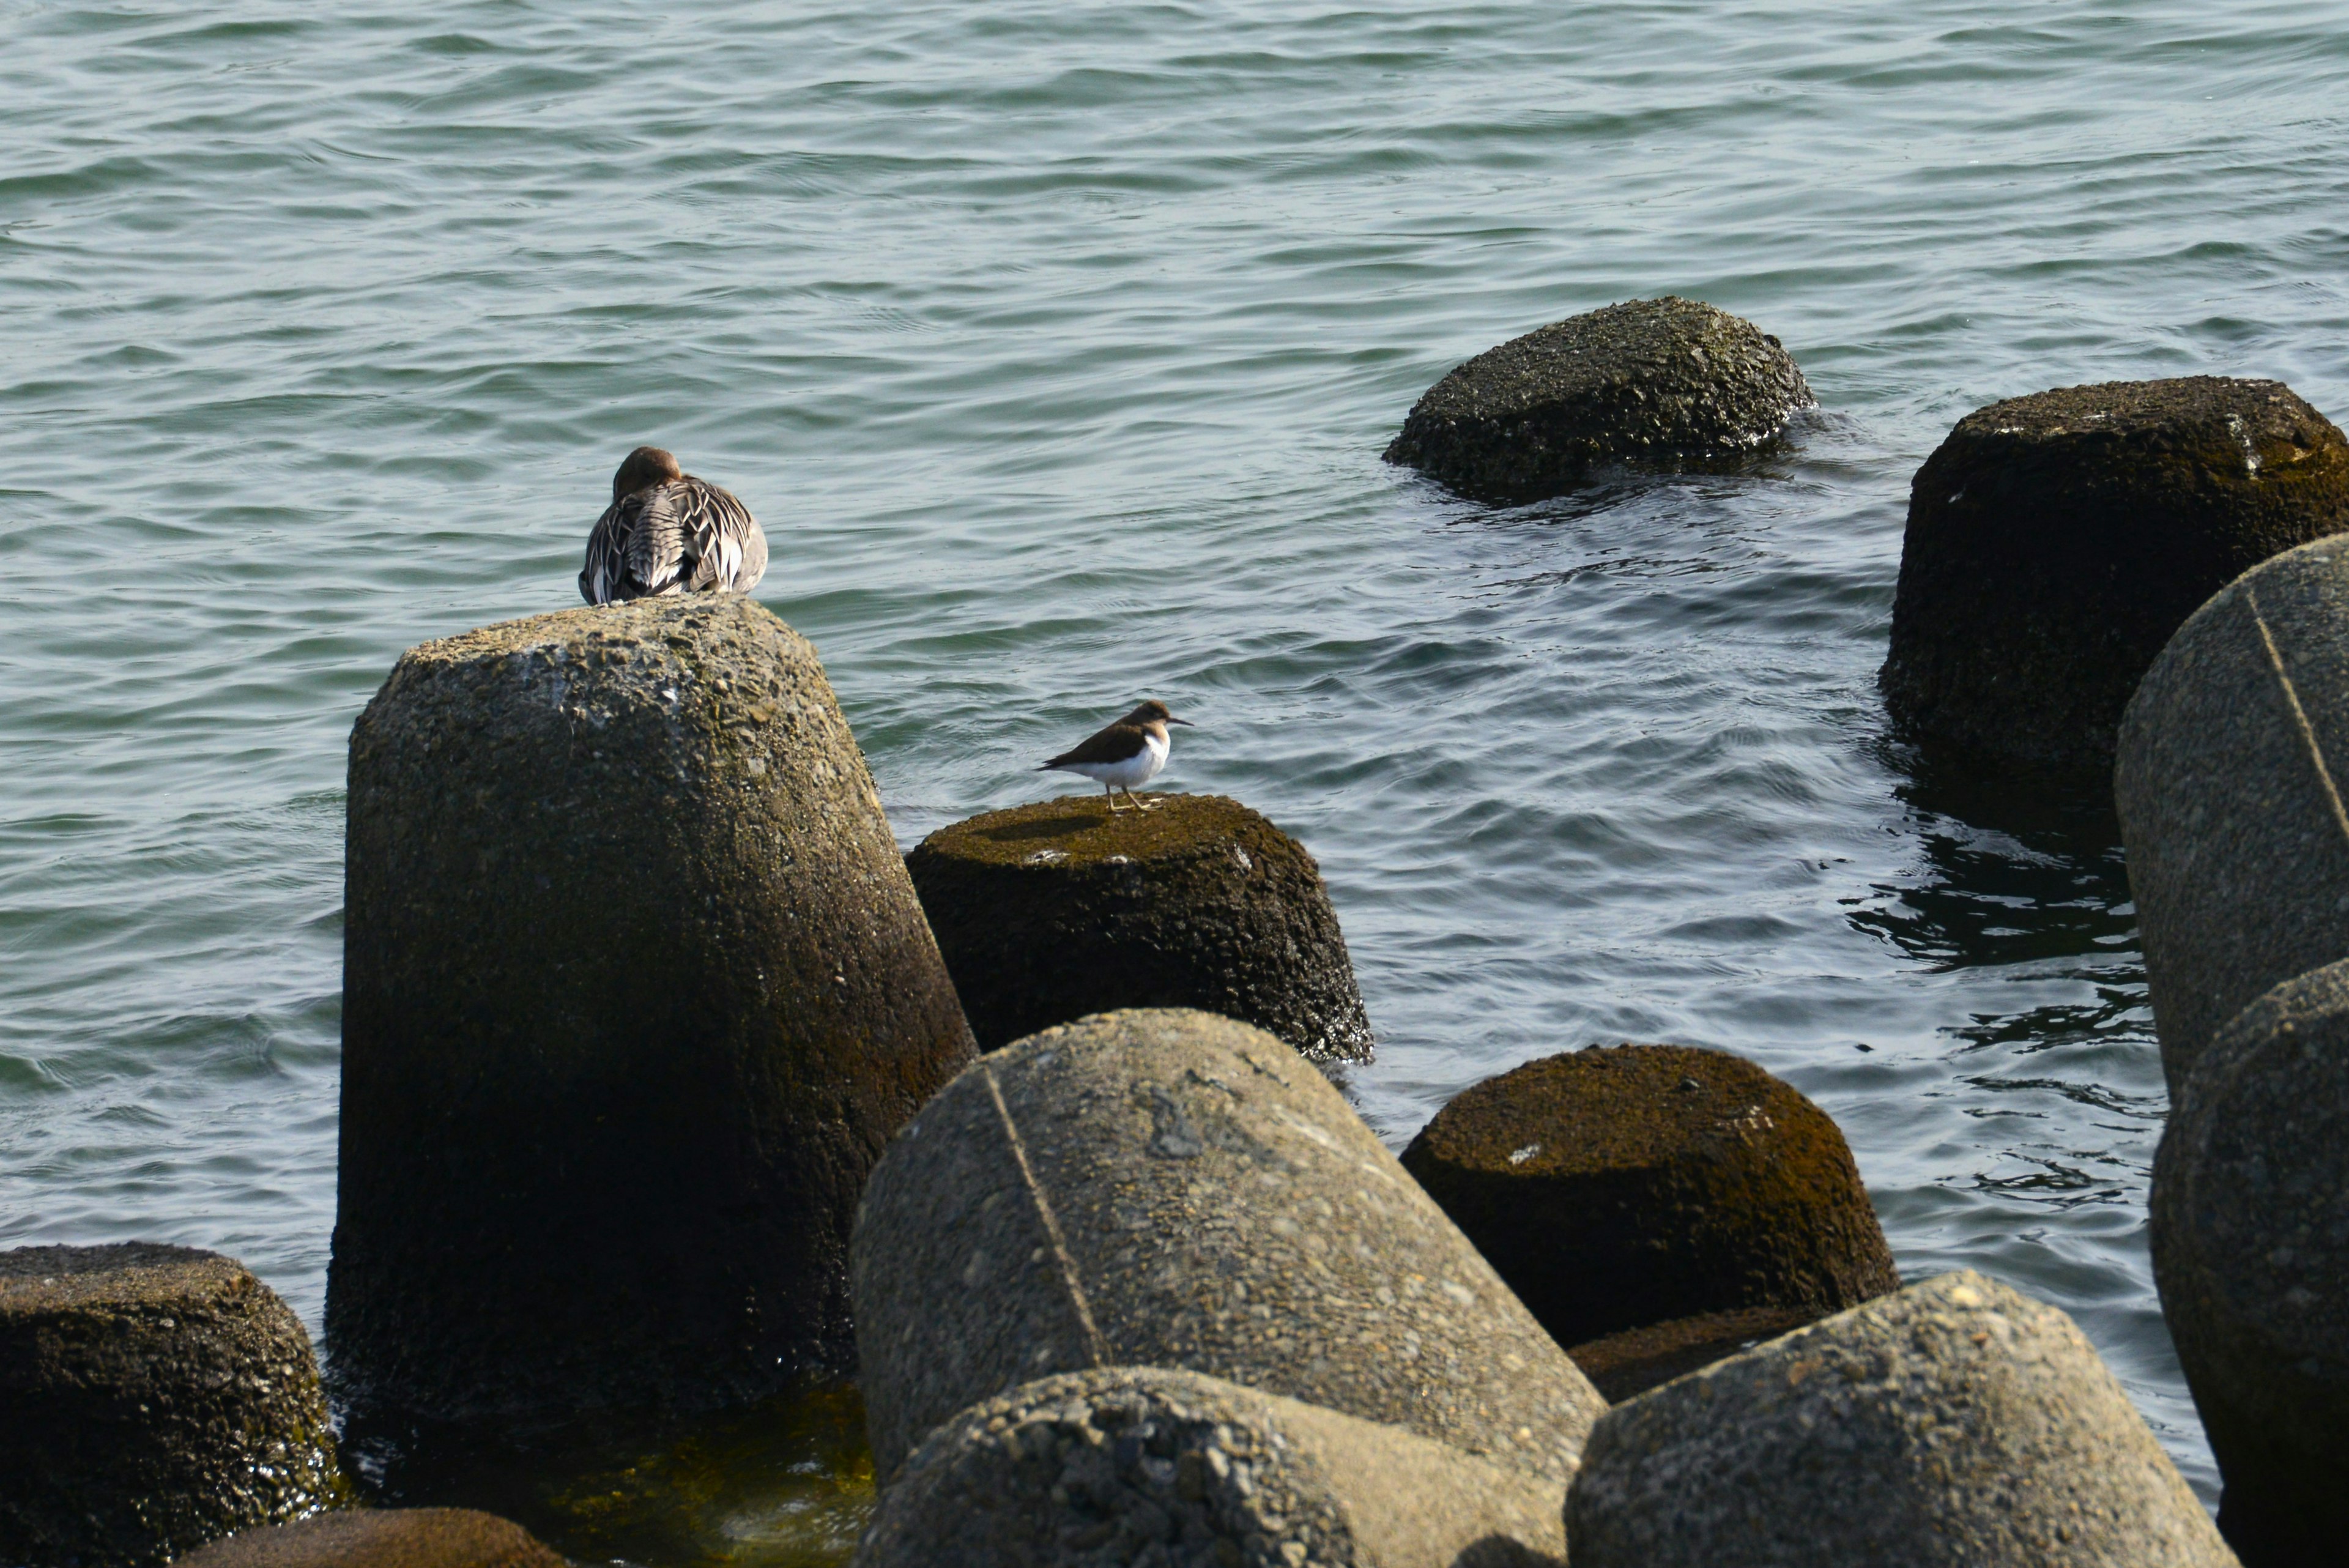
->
[9,0,2349,1554]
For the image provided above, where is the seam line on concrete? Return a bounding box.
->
[981,1061,1109,1367]
[2249,584,2349,852]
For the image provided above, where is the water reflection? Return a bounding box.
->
[340,1383,874,1568]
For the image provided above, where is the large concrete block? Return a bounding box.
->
[2117,532,2349,1088]
[906,794,1373,1061]
[329,596,977,1421]
[854,1366,1566,1568]
[2152,957,2349,1565]
[0,1244,343,1568]
[175,1510,568,1568]
[1888,377,2349,770]
[850,1009,1606,1483]
[1565,1270,2235,1568]
[1383,296,1812,503]
[1401,1045,1897,1351]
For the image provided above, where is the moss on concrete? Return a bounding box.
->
[0,1243,344,1568]
[1384,297,1813,503]
[906,793,1372,1061]
[176,1510,568,1568]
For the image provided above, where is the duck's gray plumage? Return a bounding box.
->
[579,450,767,606]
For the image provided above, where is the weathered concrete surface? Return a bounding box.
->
[0,1243,343,1568]
[855,1366,1566,1568]
[2153,957,2349,1566]
[1401,1045,1897,1349]
[2117,532,2349,1090]
[1567,1270,2236,1568]
[330,595,977,1421]
[1887,377,2349,770]
[850,1009,1606,1482]
[1383,296,1812,503]
[1564,1303,1819,1403]
[175,1510,569,1568]
[907,794,1373,1061]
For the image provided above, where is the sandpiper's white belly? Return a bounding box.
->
[1063,731,1168,789]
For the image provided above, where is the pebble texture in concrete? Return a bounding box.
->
[0,1243,344,1568]
[850,1009,1606,1482]
[1567,1270,2237,1568]
[2152,957,2349,1566]
[330,596,976,1421]
[907,794,1373,1061]
[1382,296,1811,503]
[1888,377,2349,770]
[2118,532,2349,1090]
[1401,1045,1897,1348]
[176,1510,570,1568]
[855,1365,1566,1568]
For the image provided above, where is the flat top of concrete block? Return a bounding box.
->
[0,1241,243,1314]
[1948,375,2332,449]
[911,792,1298,873]
[174,1509,570,1568]
[392,593,806,672]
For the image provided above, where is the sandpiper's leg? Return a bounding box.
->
[1104,784,1126,814]
[1132,789,1156,811]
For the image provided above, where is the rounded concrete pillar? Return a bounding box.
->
[330,596,976,1421]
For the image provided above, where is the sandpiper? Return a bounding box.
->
[1038,700,1194,812]
[579,445,769,605]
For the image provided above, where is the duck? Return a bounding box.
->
[1038,700,1194,812]
[579,446,768,605]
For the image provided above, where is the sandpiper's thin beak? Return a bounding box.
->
[1167,716,1195,726]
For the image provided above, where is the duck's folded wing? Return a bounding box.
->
[679,479,765,593]
[579,496,639,604]
[623,483,692,595]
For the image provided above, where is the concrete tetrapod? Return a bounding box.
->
[1400,1046,1898,1355]
[0,1243,344,1568]
[1886,377,2349,771]
[849,1009,1607,1484]
[853,1366,1566,1568]
[175,1511,570,1568]
[2151,957,2349,1566]
[905,794,1373,1061]
[2117,533,2349,1090]
[1382,296,1813,503]
[1565,1270,2235,1568]
[330,595,977,1421]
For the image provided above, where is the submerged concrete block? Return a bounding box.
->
[1401,1045,1897,1350]
[175,1510,569,1568]
[0,1243,343,1568]
[2152,957,2349,1565]
[1888,377,2349,770]
[2117,532,2349,1088]
[1384,296,1813,503]
[855,1365,1566,1568]
[330,596,976,1421]
[906,793,1373,1061]
[850,1009,1606,1482]
[1566,1270,2235,1568]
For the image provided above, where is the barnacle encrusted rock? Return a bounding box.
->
[850,1009,1606,1482]
[1567,1271,2235,1567]
[1885,376,2349,770]
[906,794,1373,1061]
[855,1367,1567,1568]
[2117,533,2349,1088]
[1401,1045,1898,1350]
[330,595,976,1421]
[2152,957,2349,1564]
[1383,296,1813,502]
[0,1243,344,1568]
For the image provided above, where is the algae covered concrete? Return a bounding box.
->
[330,595,976,1422]
[176,1510,569,1568]
[907,793,1372,1061]
[1401,1044,1897,1348]
[0,1243,344,1568]
[1887,376,2349,771]
[850,1009,1605,1483]
[1567,1270,2236,1568]
[2151,957,2349,1565]
[856,1365,1567,1568]
[2118,532,2349,1086]
[1383,296,1813,503]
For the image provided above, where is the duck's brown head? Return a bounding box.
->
[612,445,684,502]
